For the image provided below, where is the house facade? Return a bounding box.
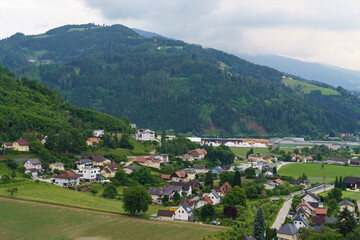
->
[135,129,155,141]
[13,139,30,152]
[76,159,93,172]
[82,167,101,182]
[52,171,81,187]
[49,162,65,172]
[174,203,193,221]
[101,163,120,178]
[90,155,111,166]
[24,158,42,170]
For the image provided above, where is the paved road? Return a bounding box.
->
[271,184,334,230]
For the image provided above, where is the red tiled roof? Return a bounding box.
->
[274,179,283,184]
[4,142,13,146]
[15,139,29,146]
[180,200,194,207]
[90,155,106,162]
[315,208,327,215]
[87,137,100,143]
[297,201,315,212]
[174,171,187,178]
[161,174,172,180]
[202,195,213,205]
[54,171,81,179]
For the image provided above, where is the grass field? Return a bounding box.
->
[319,189,360,201]
[283,78,340,95]
[278,163,360,183]
[0,180,164,218]
[0,198,225,240]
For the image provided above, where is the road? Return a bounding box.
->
[271,184,334,230]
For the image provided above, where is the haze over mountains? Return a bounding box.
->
[1,23,360,137]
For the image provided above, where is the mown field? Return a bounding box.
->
[230,147,273,158]
[282,78,340,95]
[0,198,225,240]
[319,190,360,201]
[278,163,360,183]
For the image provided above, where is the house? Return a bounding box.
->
[24,158,42,170]
[156,210,174,221]
[290,180,311,187]
[350,159,360,166]
[180,200,195,209]
[274,178,283,185]
[292,214,309,229]
[93,129,104,137]
[101,163,120,178]
[196,195,213,208]
[76,159,93,172]
[295,201,315,220]
[327,157,349,165]
[339,200,356,216]
[292,154,302,162]
[174,203,194,221]
[90,155,111,166]
[86,137,101,146]
[163,185,183,196]
[123,165,140,174]
[135,129,155,141]
[300,192,320,208]
[49,162,65,172]
[215,182,232,196]
[134,156,161,169]
[177,154,195,162]
[171,171,188,182]
[345,176,360,189]
[263,155,277,163]
[25,168,38,179]
[314,208,327,218]
[173,181,192,195]
[209,189,221,205]
[161,174,172,181]
[1,142,14,150]
[277,223,299,240]
[212,166,225,175]
[182,168,196,180]
[194,164,208,174]
[265,171,274,178]
[52,171,81,187]
[82,167,101,182]
[188,180,201,189]
[248,154,264,161]
[148,189,173,204]
[157,154,169,164]
[188,149,207,160]
[264,181,276,190]
[13,139,30,152]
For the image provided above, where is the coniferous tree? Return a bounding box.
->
[205,171,214,188]
[339,176,343,189]
[336,208,357,236]
[253,207,266,240]
[233,168,241,187]
[335,176,338,188]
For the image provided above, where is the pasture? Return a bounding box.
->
[230,147,272,158]
[0,198,225,240]
[278,163,360,183]
[282,78,340,95]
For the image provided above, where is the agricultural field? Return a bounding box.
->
[278,163,360,183]
[0,198,225,240]
[282,78,340,95]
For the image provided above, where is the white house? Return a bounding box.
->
[76,159,93,172]
[52,171,81,187]
[292,214,309,229]
[25,168,38,179]
[174,203,194,221]
[24,158,42,170]
[93,129,104,138]
[82,167,100,182]
[209,189,221,205]
[135,129,155,141]
[300,192,321,208]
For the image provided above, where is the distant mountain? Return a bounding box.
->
[239,54,360,90]
[132,28,170,39]
[1,24,360,137]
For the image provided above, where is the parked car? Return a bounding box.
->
[211,221,220,225]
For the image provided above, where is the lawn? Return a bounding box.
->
[282,78,340,95]
[0,198,225,240]
[0,180,164,218]
[319,189,360,201]
[278,163,360,183]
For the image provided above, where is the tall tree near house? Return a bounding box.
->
[246,148,254,158]
[123,185,152,215]
[253,207,266,240]
[200,204,215,221]
[336,208,357,236]
[173,191,181,201]
[272,166,277,175]
[339,176,343,189]
[205,171,214,188]
[335,176,338,188]
[233,168,241,187]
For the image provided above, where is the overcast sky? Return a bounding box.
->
[1,0,360,70]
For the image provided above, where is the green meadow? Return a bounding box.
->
[283,78,340,95]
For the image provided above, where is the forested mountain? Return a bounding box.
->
[1,24,360,137]
[0,63,132,149]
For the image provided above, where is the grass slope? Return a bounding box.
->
[283,78,340,95]
[278,163,360,183]
[0,198,225,240]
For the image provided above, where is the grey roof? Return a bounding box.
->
[325,217,338,224]
[52,162,64,167]
[300,192,320,202]
[212,166,224,174]
[173,181,192,191]
[195,164,206,169]
[148,188,172,196]
[211,189,220,199]
[76,159,92,164]
[292,214,309,227]
[277,223,299,235]
[339,200,355,207]
[182,168,196,174]
[27,158,41,165]
[181,203,193,214]
[127,165,141,171]
[345,176,360,184]
[163,185,183,192]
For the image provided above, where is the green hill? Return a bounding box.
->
[0,63,132,149]
[1,24,360,137]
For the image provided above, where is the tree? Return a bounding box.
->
[119,134,134,150]
[1,174,10,184]
[6,159,17,169]
[204,171,214,188]
[328,188,342,202]
[265,227,277,240]
[291,195,301,212]
[223,206,237,219]
[246,148,254,158]
[233,169,241,188]
[123,185,152,215]
[253,207,266,240]
[298,173,308,181]
[132,167,154,185]
[272,166,277,175]
[162,195,169,206]
[39,148,51,162]
[346,225,360,240]
[200,204,215,221]
[6,187,18,197]
[102,184,118,199]
[308,231,345,240]
[335,176,339,188]
[89,187,99,196]
[336,208,357,236]
[244,167,256,179]
[223,186,247,206]
[113,169,130,186]
[219,171,235,186]
[173,191,181,201]
[327,198,339,215]
[11,170,16,179]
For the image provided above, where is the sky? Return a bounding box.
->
[1,0,360,70]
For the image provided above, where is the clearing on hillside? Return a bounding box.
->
[0,198,226,240]
[282,78,340,95]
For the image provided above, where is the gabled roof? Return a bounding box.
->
[172,171,187,178]
[325,217,337,224]
[87,137,100,143]
[315,208,327,215]
[54,171,81,179]
[15,139,29,146]
[327,157,349,163]
[277,223,299,235]
[312,216,325,225]
[194,164,206,170]
[76,159,93,164]
[90,155,106,162]
[344,176,360,184]
[105,163,120,172]
[292,214,309,227]
[297,201,315,212]
[127,165,141,171]
[27,158,41,165]
[188,180,200,189]
[3,142,13,146]
[157,210,174,217]
[181,203,193,214]
[202,195,213,205]
[163,185,183,192]
[274,178,283,184]
[339,200,355,207]
[161,174,172,180]
[51,162,64,167]
[180,200,194,207]
[210,189,220,199]
[300,191,321,202]
[148,188,172,196]
[173,181,192,191]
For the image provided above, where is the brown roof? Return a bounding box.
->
[312,216,325,225]
[90,155,106,162]
[297,201,315,212]
[315,208,327,215]
[105,163,120,172]
[4,142,13,146]
[87,137,100,143]
[26,168,38,172]
[274,178,283,184]
[157,210,174,217]
[161,174,172,180]
[202,195,213,205]
[15,139,29,146]
[173,171,187,178]
[54,171,81,179]
[135,156,148,163]
[180,200,194,207]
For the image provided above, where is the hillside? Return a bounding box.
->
[240,54,360,91]
[0,63,132,148]
[1,24,360,137]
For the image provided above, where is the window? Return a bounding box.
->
[182,211,184,213]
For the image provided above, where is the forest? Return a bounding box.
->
[1,24,360,137]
